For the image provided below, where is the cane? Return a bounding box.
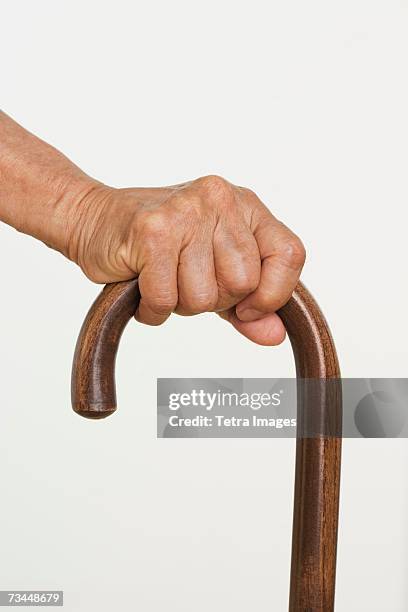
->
[71,279,342,611]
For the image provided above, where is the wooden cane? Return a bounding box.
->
[71,279,342,611]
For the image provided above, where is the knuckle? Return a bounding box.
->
[276,236,306,270]
[170,193,210,229]
[181,290,218,314]
[222,270,259,297]
[197,175,232,199]
[140,212,169,240]
[235,274,259,295]
[138,212,173,256]
[146,293,178,315]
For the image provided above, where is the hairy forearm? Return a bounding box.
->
[0,111,97,255]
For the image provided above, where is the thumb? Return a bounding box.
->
[217,308,286,346]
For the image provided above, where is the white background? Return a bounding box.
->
[1,1,408,610]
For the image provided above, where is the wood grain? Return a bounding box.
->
[71,279,342,611]
[71,279,140,419]
[279,282,342,612]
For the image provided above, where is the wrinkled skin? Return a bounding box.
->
[68,175,306,346]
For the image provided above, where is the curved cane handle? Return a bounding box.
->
[71,280,339,416]
[71,279,140,419]
[71,279,342,611]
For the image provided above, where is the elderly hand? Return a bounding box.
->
[67,175,305,345]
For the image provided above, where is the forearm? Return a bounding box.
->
[0,111,98,255]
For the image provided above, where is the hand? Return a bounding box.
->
[0,114,304,344]
[67,175,305,345]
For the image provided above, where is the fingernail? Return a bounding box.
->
[236,307,265,322]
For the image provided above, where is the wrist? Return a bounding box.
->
[48,173,102,258]
[62,179,114,267]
